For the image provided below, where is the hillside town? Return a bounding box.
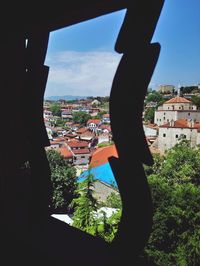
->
[43,86,200,259]
[43,96,119,204]
[44,84,200,173]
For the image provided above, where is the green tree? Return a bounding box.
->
[144,107,156,123]
[96,209,122,243]
[160,139,200,185]
[104,192,122,209]
[49,102,61,116]
[191,95,200,109]
[46,149,78,213]
[142,142,200,265]
[72,111,91,125]
[55,117,66,127]
[145,91,164,104]
[144,153,164,177]
[95,110,107,119]
[72,170,98,233]
[144,175,200,265]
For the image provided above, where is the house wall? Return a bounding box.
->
[92,180,119,202]
[158,127,198,153]
[143,125,157,136]
[161,102,196,111]
[73,154,90,165]
[154,111,178,126]
[196,132,200,146]
[154,110,200,126]
[98,135,110,144]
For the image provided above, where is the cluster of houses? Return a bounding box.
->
[43,99,112,169]
[144,95,200,154]
[44,99,120,206]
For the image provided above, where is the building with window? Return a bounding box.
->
[157,84,175,93]
[154,96,200,126]
[66,140,91,165]
[158,119,200,153]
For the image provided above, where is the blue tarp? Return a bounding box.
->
[78,162,118,188]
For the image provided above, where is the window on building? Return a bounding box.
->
[163,117,165,120]
[188,113,190,116]
[163,133,166,137]
[176,134,178,138]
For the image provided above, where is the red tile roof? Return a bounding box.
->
[76,127,88,134]
[90,144,118,168]
[87,119,101,125]
[165,96,191,104]
[160,119,200,129]
[67,140,88,148]
[99,125,111,131]
[59,146,73,159]
[73,148,91,155]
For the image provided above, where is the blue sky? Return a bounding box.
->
[45,1,200,97]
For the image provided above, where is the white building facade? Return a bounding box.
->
[158,119,200,153]
[154,96,200,126]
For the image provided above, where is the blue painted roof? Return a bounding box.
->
[78,162,118,188]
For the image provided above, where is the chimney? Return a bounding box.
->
[169,119,174,127]
[187,119,194,128]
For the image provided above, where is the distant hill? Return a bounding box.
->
[44,95,91,101]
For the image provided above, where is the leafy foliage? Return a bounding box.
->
[96,209,122,243]
[49,103,61,116]
[191,95,200,109]
[180,86,200,94]
[104,192,122,209]
[143,141,200,265]
[145,91,164,104]
[46,149,78,213]
[144,107,156,123]
[72,111,91,125]
[72,170,98,232]
[72,170,122,242]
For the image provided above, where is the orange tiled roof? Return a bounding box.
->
[165,96,191,104]
[67,140,88,148]
[59,146,73,159]
[76,127,88,134]
[99,125,111,131]
[73,148,90,155]
[90,144,118,168]
[161,119,200,129]
[87,119,101,125]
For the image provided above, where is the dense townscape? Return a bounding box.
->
[44,87,200,265]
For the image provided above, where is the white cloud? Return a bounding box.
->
[44,50,122,97]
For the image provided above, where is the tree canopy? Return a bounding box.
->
[143,140,200,265]
[49,103,61,116]
[72,111,91,125]
[46,149,78,213]
[144,107,156,123]
[191,95,200,109]
[145,91,164,105]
